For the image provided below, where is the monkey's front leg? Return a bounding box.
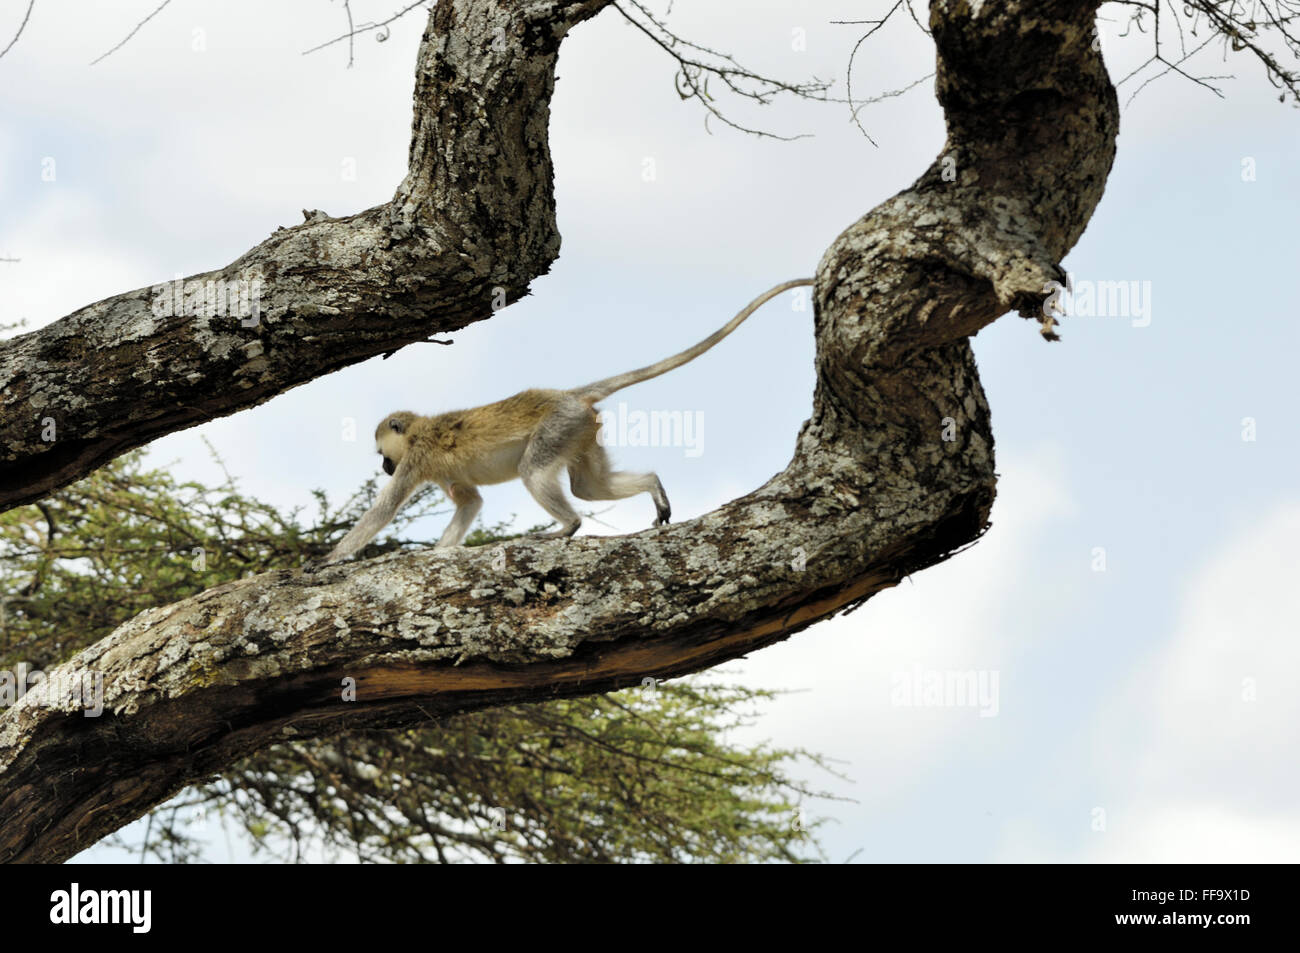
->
[435,483,483,548]
[307,469,421,570]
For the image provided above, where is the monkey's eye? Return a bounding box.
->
[389,419,403,432]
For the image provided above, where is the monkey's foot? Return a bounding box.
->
[534,520,581,540]
[651,477,671,527]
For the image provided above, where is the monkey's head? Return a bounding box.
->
[375,411,417,475]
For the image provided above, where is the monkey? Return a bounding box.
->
[313,278,814,567]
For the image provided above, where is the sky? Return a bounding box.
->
[1,0,1297,864]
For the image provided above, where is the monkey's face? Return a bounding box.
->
[376,433,404,475]
[375,412,415,476]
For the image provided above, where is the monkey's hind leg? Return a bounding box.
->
[521,463,583,539]
[436,483,483,548]
[568,445,671,528]
[519,418,585,539]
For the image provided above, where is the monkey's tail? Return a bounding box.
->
[574,278,815,403]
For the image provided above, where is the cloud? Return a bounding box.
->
[0,188,152,330]
[1011,502,1300,862]
[1088,806,1300,864]
[1143,503,1300,800]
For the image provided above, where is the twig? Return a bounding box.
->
[614,0,834,141]
[1114,0,1300,107]
[0,0,34,61]
[342,0,355,68]
[90,0,173,66]
[302,0,427,57]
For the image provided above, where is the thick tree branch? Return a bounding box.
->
[0,0,1119,863]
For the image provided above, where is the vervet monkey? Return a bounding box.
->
[316,278,814,566]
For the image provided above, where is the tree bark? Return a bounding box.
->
[0,0,1118,863]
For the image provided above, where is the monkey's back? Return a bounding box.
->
[424,389,591,486]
